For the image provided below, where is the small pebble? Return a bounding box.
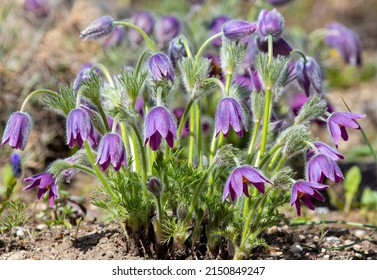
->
[266,226,279,235]
[290,242,303,254]
[15,228,25,237]
[106,251,115,258]
[36,224,48,231]
[353,244,362,251]
[354,253,363,259]
[313,236,320,243]
[321,248,326,253]
[344,240,353,245]
[315,207,329,214]
[325,236,341,244]
[292,234,306,243]
[323,255,330,260]
[354,230,366,239]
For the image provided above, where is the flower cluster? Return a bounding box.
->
[1,3,367,259]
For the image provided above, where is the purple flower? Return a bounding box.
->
[256,37,292,56]
[10,153,22,178]
[24,0,50,17]
[307,141,344,161]
[168,36,192,67]
[209,15,230,46]
[215,97,248,137]
[154,15,180,48]
[144,106,177,151]
[1,112,32,151]
[73,63,95,91]
[223,165,271,202]
[290,181,329,216]
[250,68,264,92]
[80,16,114,40]
[234,75,253,91]
[290,93,308,116]
[96,133,127,171]
[135,96,145,118]
[295,57,322,96]
[327,112,366,147]
[66,108,96,148]
[24,172,59,207]
[222,20,257,41]
[307,154,344,183]
[128,11,155,46]
[148,53,175,82]
[325,22,362,66]
[257,9,284,40]
[103,26,125,49]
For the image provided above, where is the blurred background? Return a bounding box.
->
[1,0,377,215]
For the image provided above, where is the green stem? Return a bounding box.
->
[258,143,281,169]
[135,49,151,76]
[93,63,115,88]
[130,122,148,184]
[177,98,195,141]
[120,124,131,166]
[196,101,203,169]
[71,163,96,176]
[267,35,273,65]
[188,103,196,166]
[246,120,260,163]
[113,21,156,52]
[259,88,271,158]
[83,141,113,196]
[290,49,307,62]
[179,35,193,58]
[274,154,286,173]
[206,77,226,97]
[20,89,59,112]
[194,32,223,68]
[267,147,283,173]
[95,101,111,132]
[225,73,232,96]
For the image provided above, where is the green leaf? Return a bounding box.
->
[344,166,362,212]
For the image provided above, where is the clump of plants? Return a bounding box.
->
[1,2,366,259]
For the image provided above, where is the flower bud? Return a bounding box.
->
[154,15,180,48]
[1,112,32,151]
[147,177,162,197]
[128,11,155,46]
[24,0,50,17]
[148,53,175,82]
[222,20,257,41]
[168,36,192,67]
[295,57,322,96]
[10,153,22,178]
[80,16,114,40]
[257,9,284,40]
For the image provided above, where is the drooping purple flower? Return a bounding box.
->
[148,53,175,82]
[290,180,329,216]
[223,165,271,202]
[24,172,59,207]
[24,0,50,17]
[307,141,344,161]
[327,112,366,147]
[144,106,177,151]
[215,97,248,138]
[257,9,284,40]
[96,133,127,171]
[295,57,322,96]
[103,26,125,49]
[209,15,230,46]
[222,20,257,41]
[154,15,180,48]
[73,63,95,91]
[10,153,22,178]
[1,112,32,151]
[79,16,114,40]
[325,22,362,66]
[168,36,192,67]
[128,11,155,46]
[66,108,96,148]
[307,154,344,183]
[256,36,292,56]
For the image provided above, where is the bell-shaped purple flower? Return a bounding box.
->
[256,36,292,56]
[128,11,155,46]
[144,106,177,151]
[1,112,32,151]
[24,0,50,17]
[327,112,366,147]
[24,172,59,207]
[290,181,329,216]
[149,53,175,82]
[154,15,180,48]
[66,108,96,148]
[307,154,344,183]
[307,141,344,161]
[209,15,230,46]
[96,133,127,171]
[222,20,257,41]
[295,57,322,96]
[10,153,22,178]
[80,16,114,40]
[325,22,362,66]
[223,165,271,202]
[215,97,248,137]
[257,9,284,40]
[268,0,292,5]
